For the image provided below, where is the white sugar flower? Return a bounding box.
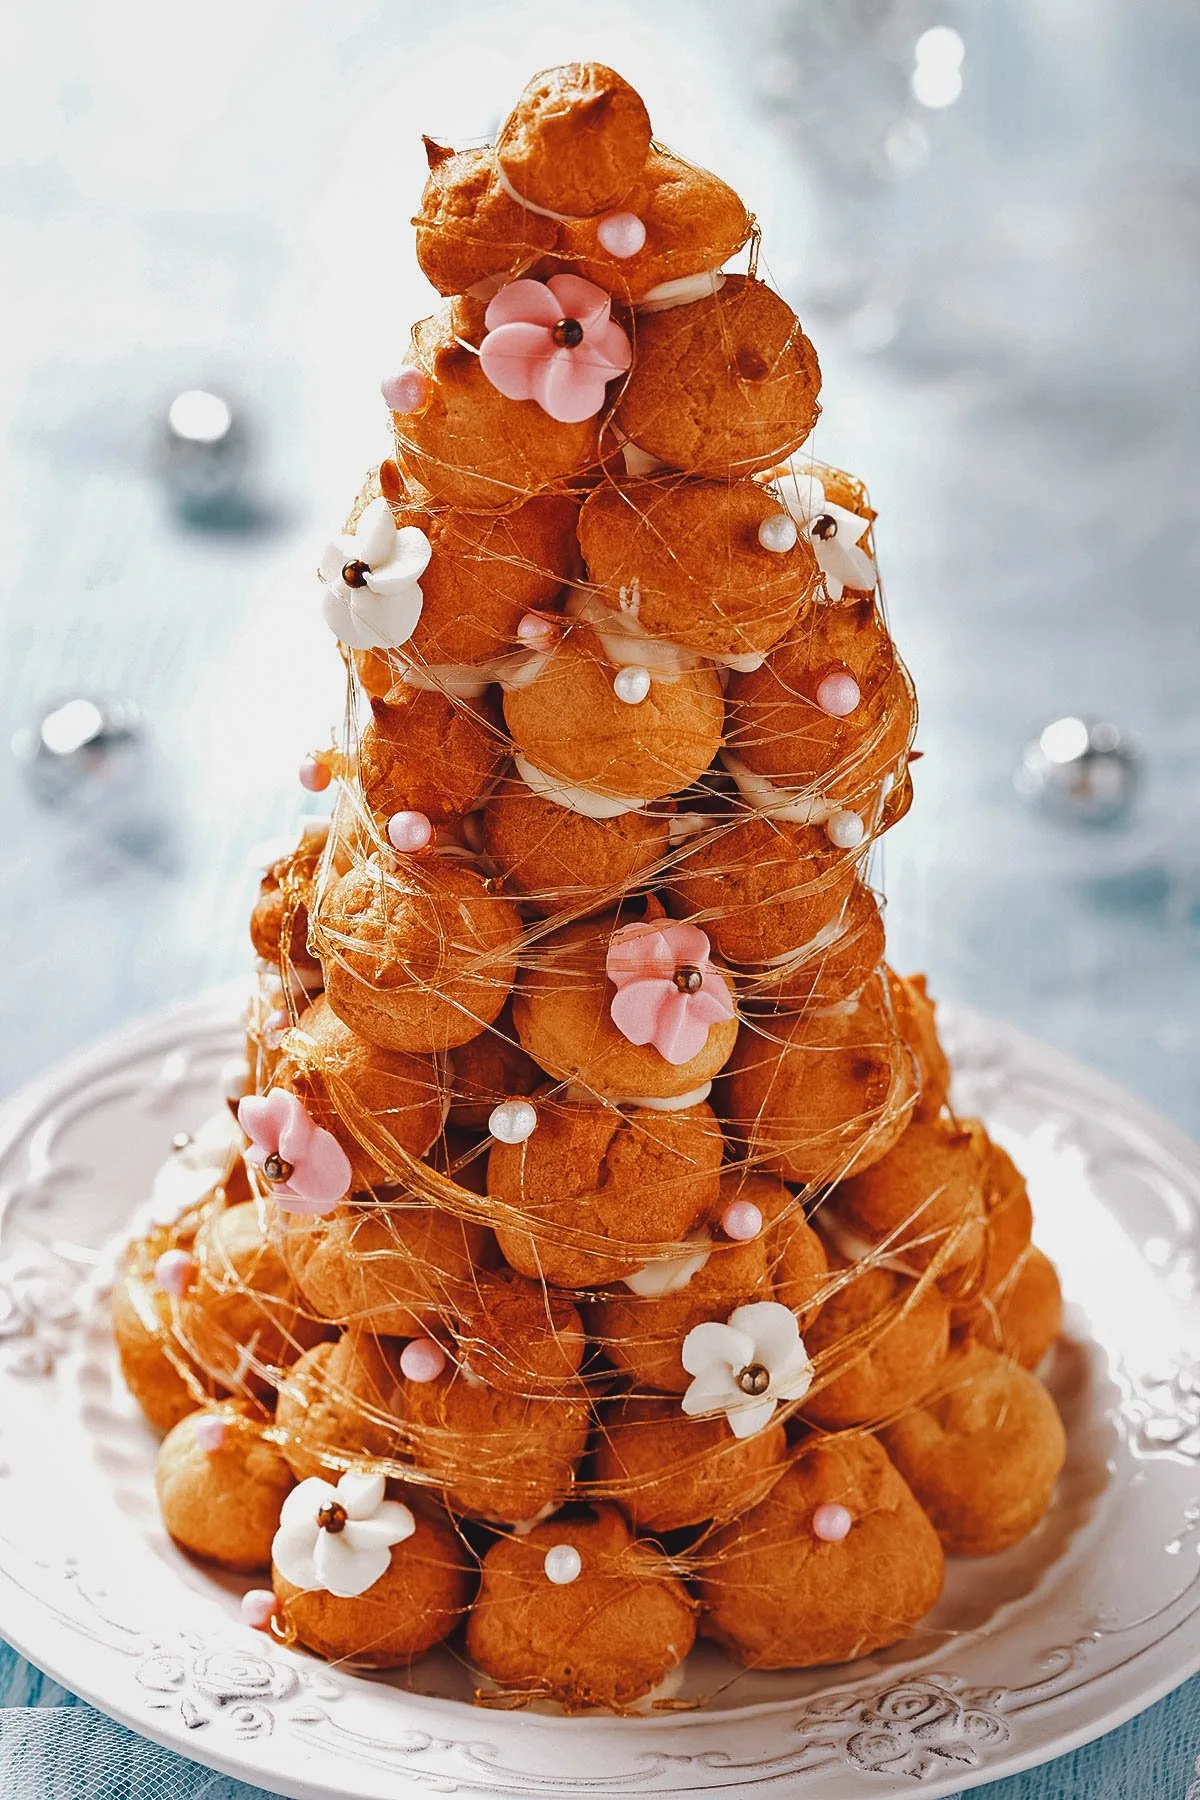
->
[271,1471,414,1599]
[318,497,431,651]
[681,1301,813,1439]
[781,470,875,601]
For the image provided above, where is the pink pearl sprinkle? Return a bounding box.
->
[298,755,331,793]
[813,1502,853,1542]
[400,1338,446,1383]
[241,1589,277,1631]
[721,1200,763,1242]
[154,1250,196,1296]
[387,810,433,854]
[596,211,647,258]
[815,672,861,718]
[194,1413,227,1453]
[516,611,558,652]
[381,366,429,413]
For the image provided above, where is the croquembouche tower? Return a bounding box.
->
[116,64,1068,1708]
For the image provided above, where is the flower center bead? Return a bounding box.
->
[262,1152,294,1184]
[341,559,371,588]
[552,317,585,348]
[673,965,704,994]
[810,514,838,541]
[737,1362,771,1396]
[316,1501,348,1533]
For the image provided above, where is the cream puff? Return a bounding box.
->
[394,298,602,510]
[486,1091,724,1286]
[275,996,444,1194]
[496,64,652,220]
[467,1506,695,1711]
[723,972,917,1187]
[697,1434,944,1668]
[503,623,725,812]
[156,1407,294,1570]
[358,685,505,823]
[315,858,521,1054]
[881,1342,1066,1555]
[512,906,739,1103]
[577,473,819,663]
[616,277,820,477]
[558,146,752,307]
[482,770,672,918]
[414,140,558,297]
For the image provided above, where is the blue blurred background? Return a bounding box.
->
[1,0,1197,1126]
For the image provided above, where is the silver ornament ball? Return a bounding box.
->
[1015,716,1141,827]
[12,695,144,810]
[162,387,250,520]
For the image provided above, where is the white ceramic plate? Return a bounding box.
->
[0,988,1197,1800]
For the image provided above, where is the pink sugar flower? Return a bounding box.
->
[237,1089,351,1216]
[479,274,632,424]
[606,920,735,1066]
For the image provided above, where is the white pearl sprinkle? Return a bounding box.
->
[543,1543,582,1585]
[489,1099,538,1145]
[826,811,866,849]
[757,511,799,554]
[613,665,652,706]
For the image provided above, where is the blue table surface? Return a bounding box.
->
[1,0,1197,1793]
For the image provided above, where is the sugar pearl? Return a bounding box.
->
[154,1250,196,1296]
[544,1543,582,1585]
[516,611,557,652]
[381,366,429,413]
[826,811,865,850]
[194,1413,227,1453]
[597,211,647,258]
[387,810,433,853]
[813,1502,853,1542]
[240,1589,278,1631]
[264,1008,290,1035]
[400,1337,447,1383]
[721,1200,763,1242]
[757,511,799,554]
[298,754,332,793]
[613,665,652,706]
[815,672,861,718]
[489,1099,538,1145]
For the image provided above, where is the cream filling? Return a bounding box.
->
[819,1209,922,1280]
[400,648,549,699]
[513,754,647,820]
[621,439,667,477]
[622,1234,712,1296]
[742,918,849,972]
[721,749,835,826]
[636,268,726,312]
[565,1080,713,1112]
[509,1500,559,1536]
[566,589,766,677]
[668,809,723,847]
[494,163,584,222]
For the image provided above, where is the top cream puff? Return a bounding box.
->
[496,64,652,220]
